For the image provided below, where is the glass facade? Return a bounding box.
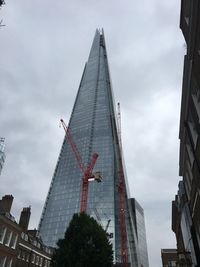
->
[130,198,149,267]
[0,138,5,176]
[38,30,140,266]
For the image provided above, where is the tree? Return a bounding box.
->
[51,213,113,267]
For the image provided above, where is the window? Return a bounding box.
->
[24,234,28,241]
[0,225,6,243]
[185,16,189,25]
[26,253,29,262]
[0,256,6,267]
[31,254,35,264]
[5,258,12,267]
[36,255,39,266]
[4,230,12,246]
[186,143,194,167]
[17,249,22,259]
[168,261,177,267]
[188,121,198,147]
[10,233,18,249]
[39,257,43,266]
[22,251,26,261]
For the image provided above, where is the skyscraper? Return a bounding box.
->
[130,199,149,267]
[39,29,141,266]
[0,138,5,175]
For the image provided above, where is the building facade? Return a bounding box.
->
[130,199,149,267]
[38,30,141,266]
[16,230,53,267]
[0,195,20,267]
[0,138,5,176]
[173,0,200,266]
[172,182,194,266]
[161,249,178,267]
[0,195,53,267]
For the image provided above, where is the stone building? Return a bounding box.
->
[172,0,200,266]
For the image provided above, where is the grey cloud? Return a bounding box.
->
[0,1,183,266]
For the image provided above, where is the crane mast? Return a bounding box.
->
[80,152,98,213]
[117,105,129,267]
[118,168,129,266]
[60,119,99,213]
[117,102,122,148]
[60,119,85,173]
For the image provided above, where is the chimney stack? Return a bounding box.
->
[19,207,31,232]
[0,195,14,213]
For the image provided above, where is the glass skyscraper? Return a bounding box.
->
[130,198,149,267]
[39,30,141,266]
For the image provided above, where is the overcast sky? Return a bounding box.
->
[0,1,184,266]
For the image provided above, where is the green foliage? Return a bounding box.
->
[51,213,113,267]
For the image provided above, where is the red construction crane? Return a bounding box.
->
[117,105,129,267]
[118,167,129,267]
[60,119,101,213]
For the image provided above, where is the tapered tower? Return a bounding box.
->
[38,29,140,266]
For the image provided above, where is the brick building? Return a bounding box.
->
[0,195,20,267]
[0,195,53,267]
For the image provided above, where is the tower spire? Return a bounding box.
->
[38,30,140,267]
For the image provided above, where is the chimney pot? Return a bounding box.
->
[0,195,14,213]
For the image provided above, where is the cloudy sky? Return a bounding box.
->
[0,1,185,266]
